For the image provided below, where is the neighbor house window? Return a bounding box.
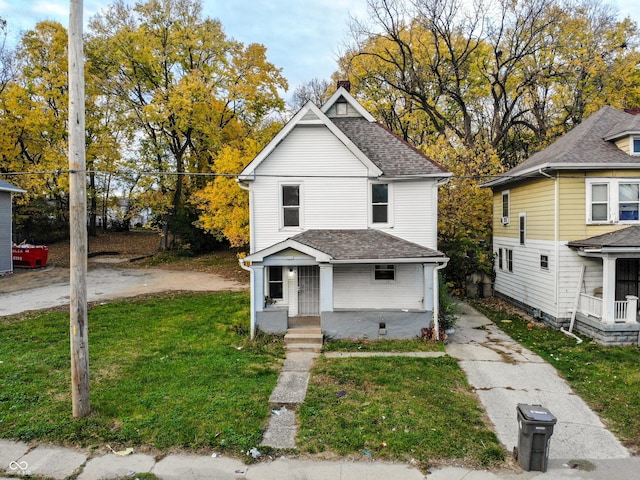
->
[619,183,640,221]
[267,266,283,300]
[519,213,526,245]
[374,264,395,280]
[501,191,510,224]
[590,183,609,222]
[372,183,389,224]
[633,137,640,154]
[506,248,513,272]
[282,184,300,227]
[540,255,549,270]
[498,248,503,270]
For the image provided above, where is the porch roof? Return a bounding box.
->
[246,229,447,263]
[567,225,640,252]
[291,229,445,261]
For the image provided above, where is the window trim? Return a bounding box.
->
[370,181,393,226]
[280,182,303,229]
[373,264,396,281]
[506,248,513,272]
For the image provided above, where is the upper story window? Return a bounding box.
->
[281,184,301,228]
[501,190,510,225]
[587,179,640,224]
[633,137,640,154]
[371,183,389,224]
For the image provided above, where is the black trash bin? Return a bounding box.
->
[516,403,557,472]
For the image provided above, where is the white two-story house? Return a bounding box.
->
[239,82,450,343]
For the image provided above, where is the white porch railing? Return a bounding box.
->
[578,294,638,323]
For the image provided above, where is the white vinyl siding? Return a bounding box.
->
[333,264,424,310]
[386,180,438,248]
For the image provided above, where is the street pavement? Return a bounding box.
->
[1,302,639,479]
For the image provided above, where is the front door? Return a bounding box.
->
[297,266,320,315]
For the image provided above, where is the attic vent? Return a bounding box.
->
[337,80,351,92]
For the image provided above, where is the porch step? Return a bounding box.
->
[288,316,321,328]
[285,325,323,353]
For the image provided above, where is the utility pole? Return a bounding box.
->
[68,0,90,418]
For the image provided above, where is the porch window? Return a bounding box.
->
[374,264,395,280]
[282,184,300,227]
[371,183,389,224]
[590,183,609,222]
[267,266,284,300]
[619,183,640,221]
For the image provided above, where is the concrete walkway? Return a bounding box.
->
[446,302,630,461]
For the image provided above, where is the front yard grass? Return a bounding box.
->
[0,292,283,456]
[474,299,640,454]
[298,355,505,469]
[2,291,505,469]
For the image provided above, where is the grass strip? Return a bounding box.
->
[474,299,640,453]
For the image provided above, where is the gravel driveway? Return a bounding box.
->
[0,265,247,317]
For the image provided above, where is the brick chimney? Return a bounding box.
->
[337,80,351,92]
[624,107,640,115]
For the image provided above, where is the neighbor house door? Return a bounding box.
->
[297,266,320,315]
[616,259,640,301]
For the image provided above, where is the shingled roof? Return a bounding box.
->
[568,225,640,249]
[331,117,447,177]
[290,229,444,261]
[482,106,640,188]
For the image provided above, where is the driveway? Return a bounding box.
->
[0,265,247,317]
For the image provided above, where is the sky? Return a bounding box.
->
[1,0,640,98]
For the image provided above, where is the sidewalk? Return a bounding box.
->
[2,302,638,479]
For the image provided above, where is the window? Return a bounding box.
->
[506,249,513,272]
[501,191,510,224]
[519,213,526,245]
[619,183,639,221]
[540,255,549,270]
[498,248,503,270]
[372,183,389,224]
[282,184,300,227]
[336,101,348,115]
[374,264,395,280]
[590,183,609,222]
[587,179,640,224]
[267,266,283,300]
[500,248,513,272]
[633,137,640,154]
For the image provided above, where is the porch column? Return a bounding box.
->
[602,255,616,324]
[423,264,434,312]
[319,263,334,312]
[253,265,265,312]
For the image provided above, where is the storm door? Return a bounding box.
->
[297,266,320,315]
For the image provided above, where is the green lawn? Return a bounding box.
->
[0,292,283,456]
[474,299,640,454]
[298,355,505,469]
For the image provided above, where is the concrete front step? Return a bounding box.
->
[286,342,323,353]
[288,316,321,328]
[284,332,323,344]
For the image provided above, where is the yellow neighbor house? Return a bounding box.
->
[482,106,640,346]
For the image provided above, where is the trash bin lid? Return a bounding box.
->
[517,403,557,423]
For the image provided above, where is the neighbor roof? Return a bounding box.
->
[568,225,640,250]
[290,229,445,261]
[482,106,640,188]
[0,179,25,193]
